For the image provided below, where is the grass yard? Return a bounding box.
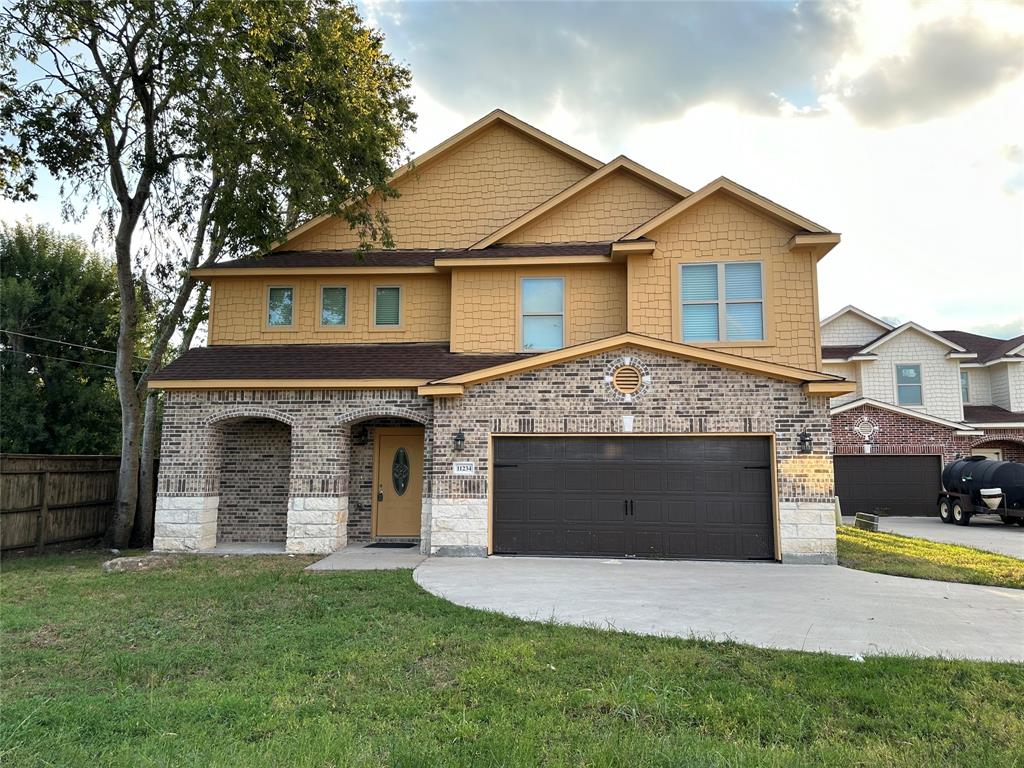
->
[2,553,1023,767]
[837,525,1024,589]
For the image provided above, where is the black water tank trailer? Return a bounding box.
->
[938,456,1024,526]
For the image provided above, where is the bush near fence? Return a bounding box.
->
[0,454,154,552]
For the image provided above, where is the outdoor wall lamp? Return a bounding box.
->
[453,431,466,452]
[797,431,813,454]
[352,426,369,446]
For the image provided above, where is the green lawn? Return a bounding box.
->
[2,554,1023,767]
[837,525,1024,589]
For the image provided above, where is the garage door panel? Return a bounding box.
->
[834,455,940,517]
[493,436,775,560]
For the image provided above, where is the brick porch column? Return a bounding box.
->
[285,421,349,554]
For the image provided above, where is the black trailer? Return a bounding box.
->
[937,456,1024,526]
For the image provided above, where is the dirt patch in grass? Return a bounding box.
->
[837,525,1024,589]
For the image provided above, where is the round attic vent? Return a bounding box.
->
[611,365,643,395]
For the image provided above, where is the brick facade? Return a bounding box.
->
[832,404,1024,464]
[154,348,839,563]
[216,419,290,543]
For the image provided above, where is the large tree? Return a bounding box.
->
[1,0,414,545]
[0,222,128,455]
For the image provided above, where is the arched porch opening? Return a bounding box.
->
[212,415,292,545]
[342,413,430,544]
[968,437,1024,463]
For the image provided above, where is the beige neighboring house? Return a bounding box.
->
[821,305,1024,517]
[148,109,853,564]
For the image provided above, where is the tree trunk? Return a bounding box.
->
[108,224,142,548]
[134,391,159,547]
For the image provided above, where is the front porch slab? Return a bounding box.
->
[306,543,426,571]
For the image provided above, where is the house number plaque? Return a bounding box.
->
[452,461,476,475]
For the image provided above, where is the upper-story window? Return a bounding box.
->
[896,364,923,406]
[521,277,564,350]
[320,286,347,326]
[680,262,763,342]
[267,286,294,327]
[961,370,970,403]
[374,286,401,326]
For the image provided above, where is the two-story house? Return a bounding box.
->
[821,305,1024,516]
[149,110,853,564]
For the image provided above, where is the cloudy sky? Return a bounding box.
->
[5,0,1023,337]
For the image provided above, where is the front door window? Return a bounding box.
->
[392,447,410,496]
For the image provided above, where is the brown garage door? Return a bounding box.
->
[492,436,775,560]
[834,455,941,517]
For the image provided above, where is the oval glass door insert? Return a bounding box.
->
[392,447,410,496]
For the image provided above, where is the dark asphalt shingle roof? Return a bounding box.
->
[150,343,534,382]
[963,405,1024,424]
[821,345,869,360]
[937,330,1024,364]
[212,242,615,270]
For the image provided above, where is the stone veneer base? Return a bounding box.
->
[153,496,220,552]
[286,496,348,554]
[778,502,838,565]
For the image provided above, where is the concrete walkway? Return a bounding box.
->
[843,516,1024,559]
[414,557,1024,662]
[307,543,425,571]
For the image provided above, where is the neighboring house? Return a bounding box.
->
[149,109,853,564]
[821,305,1024,516]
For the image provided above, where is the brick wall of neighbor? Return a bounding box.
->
[627,194,820,371]
[832,405,1024,463]
[208,274,451,345]
[430,346,837,563]
[216,419,290,542]
[285,123,592,251]
[154,389,433,553]
[502,170,679,244]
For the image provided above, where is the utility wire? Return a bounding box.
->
[0,329,147,360]
[1,348,144,374]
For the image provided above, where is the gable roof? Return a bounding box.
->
[858,322,972,356]
[471,156,690,249]
[624,176,830,240]
[937,330,1024,364]
[820,305,893,332]
[831,398,983,434]
[272,109,604,252]
[418,332,854,397]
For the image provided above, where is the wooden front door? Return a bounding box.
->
[373,427,424,537]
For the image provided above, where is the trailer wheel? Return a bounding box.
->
[952,502,971,526]
[938,499,953,524]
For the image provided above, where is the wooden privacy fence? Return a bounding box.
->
[1,454,120,552]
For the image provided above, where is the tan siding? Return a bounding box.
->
[208,274,450,345]
[451,264,627,353]
[501,171,678,244]
[285,124,592,251]
[628,194,819,370]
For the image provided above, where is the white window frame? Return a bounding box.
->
[373,285,402,328]
[895,363,924,407]
[520,276,565,351]
[679,261,764,342]
[318,284,348,328]
[265,284,295,329]
[960,370,970,404]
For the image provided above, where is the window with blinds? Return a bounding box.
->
[374,286,401,326]
[320,286,347,326]
[680,262,763,342]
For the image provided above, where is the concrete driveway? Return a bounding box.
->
[414,557,1024,662]
[843,515,1024,560]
